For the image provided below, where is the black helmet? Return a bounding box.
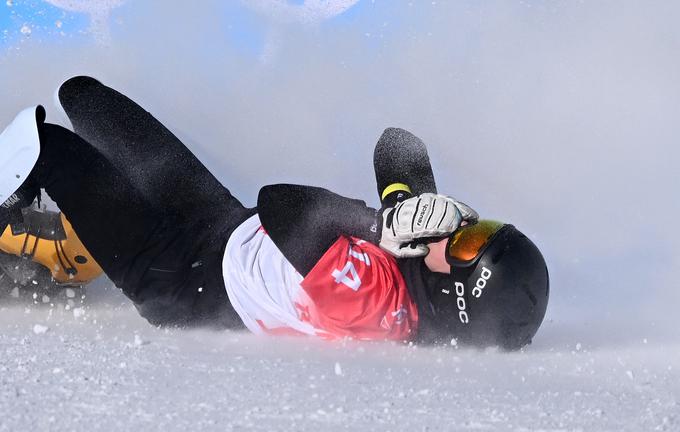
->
[425,220,549,350]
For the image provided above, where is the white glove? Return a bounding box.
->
[379,193,478,258]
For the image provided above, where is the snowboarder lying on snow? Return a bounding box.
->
[0,76,548,349]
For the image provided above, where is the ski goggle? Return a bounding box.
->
[445,220,505,266]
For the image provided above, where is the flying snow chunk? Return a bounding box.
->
[33,324,49,334]
[20,25,31,36]
[334,362,343,376]
[134,334,150,347]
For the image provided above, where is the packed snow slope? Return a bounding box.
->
[1,1,680,431]
[1,290,678,432]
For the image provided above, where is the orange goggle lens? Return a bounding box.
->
[446,220,505,265]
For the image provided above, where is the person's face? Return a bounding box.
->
[424,237,451,274]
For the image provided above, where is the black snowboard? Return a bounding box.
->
[373,127,437,206]
[56,76,238,222]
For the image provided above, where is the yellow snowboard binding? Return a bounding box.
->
[0,206,102,295]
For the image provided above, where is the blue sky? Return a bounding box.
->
[0,0,384,54]
[1,0,85,44]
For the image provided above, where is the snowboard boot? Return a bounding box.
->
[0,176,40,233]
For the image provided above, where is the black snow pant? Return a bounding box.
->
[32,124,253,329]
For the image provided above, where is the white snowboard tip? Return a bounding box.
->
[0,106,42,203]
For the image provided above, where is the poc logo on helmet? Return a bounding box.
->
[442,282,469,324]
[454,282,469,324]
[472,267,492,298]
[442,267,492,324]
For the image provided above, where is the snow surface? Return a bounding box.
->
[0,285,678,432]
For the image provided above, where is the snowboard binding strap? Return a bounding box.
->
[381,183,412,201]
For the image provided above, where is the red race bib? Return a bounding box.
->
[300,236,418,341]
